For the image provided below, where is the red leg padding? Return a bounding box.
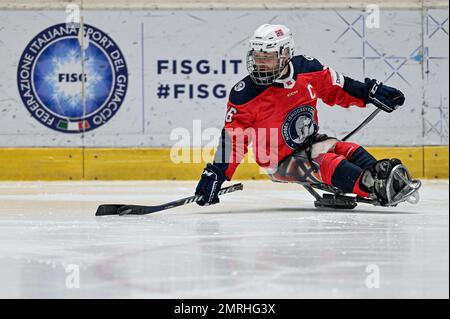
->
[334,141,361,159]
[314,152,346,185]
[352,174,369,197]
[315,151,369,197]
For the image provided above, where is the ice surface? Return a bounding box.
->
[0,180,448,298]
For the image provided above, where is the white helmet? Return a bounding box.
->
[246,24,295,85]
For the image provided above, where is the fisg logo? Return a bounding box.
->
[17,23,128,133]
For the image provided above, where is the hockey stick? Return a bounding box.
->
[95,183,244,216]
[341,108,381,142]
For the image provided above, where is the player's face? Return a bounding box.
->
[254,51,279,71]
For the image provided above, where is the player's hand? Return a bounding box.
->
[195,163,227,206]
[365,78,405,113]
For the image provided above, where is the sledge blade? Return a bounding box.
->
[95,204,126,216]
[314,193,358,209]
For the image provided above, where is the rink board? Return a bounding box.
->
[0,9,448,181]
[0,9,448,148]
[0,146,447,180]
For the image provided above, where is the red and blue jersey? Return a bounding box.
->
[214,55,367,180]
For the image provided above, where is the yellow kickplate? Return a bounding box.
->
[366,147,424,179]
[83,148,267,180]
[424,146,449,179]
[0,148,83,181]
[0,146,447,180]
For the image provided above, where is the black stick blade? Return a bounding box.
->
[95,183,244,217]
[95,204,125,216]
[117,205,153,216]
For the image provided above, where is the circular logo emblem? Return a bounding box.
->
[17,23,128,133]
[234,81,246,92]
[281,105,318,149]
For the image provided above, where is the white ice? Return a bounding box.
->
[0,180,448,298]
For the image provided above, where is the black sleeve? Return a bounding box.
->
[213,128,232,180]
[343,76,369,102]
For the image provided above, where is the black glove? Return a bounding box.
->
[195,163,227,206]
[364,78,405,113]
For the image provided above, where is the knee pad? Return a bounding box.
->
[335,141,377,169]
[334,141,361,158]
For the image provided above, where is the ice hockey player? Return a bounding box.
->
[195,24,417,207]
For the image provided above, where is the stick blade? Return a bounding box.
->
[118,205,163,216]
[95,204,125,216]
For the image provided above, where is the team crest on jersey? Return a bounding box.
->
[17,23,128,133]
[234,81,246,92]
[281,105,318,149]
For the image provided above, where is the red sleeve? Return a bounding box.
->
[310,67,366,108]
[214,101,255,180]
